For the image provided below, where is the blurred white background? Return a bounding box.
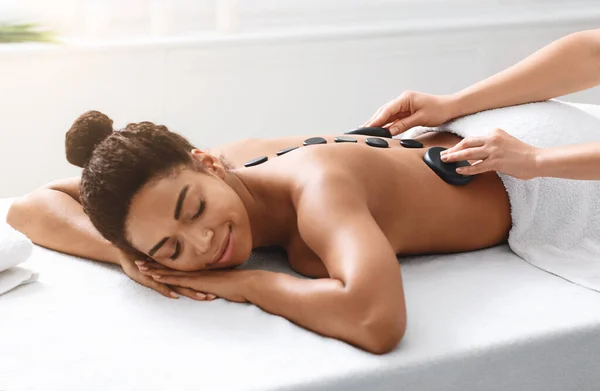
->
[1,0,600,197]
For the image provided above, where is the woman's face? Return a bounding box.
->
[125,154,252,271]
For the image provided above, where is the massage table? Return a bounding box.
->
[2,196,600,391]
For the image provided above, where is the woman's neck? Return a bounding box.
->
[224,169,295,249]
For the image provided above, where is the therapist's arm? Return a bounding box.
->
[534,141,600,180]
[452,29,600,117]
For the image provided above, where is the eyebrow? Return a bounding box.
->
[147,184,190,256]
[174,184,190,220]
[148,237,169,257]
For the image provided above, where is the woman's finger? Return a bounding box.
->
[135,260,169,272]
[138,275,180,299]
[151,274,195,288]
[138,264,191,277]
[442,146,489,163]
[172,286,210,301]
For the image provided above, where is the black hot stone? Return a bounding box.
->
[244,156,268,167]
[365,138,389,148]
[303,137,327,146]
[346,127,392,138]
[276,146,299,156]
[423,147,473,186]
[334,136,358,143]
[400,139,423,148]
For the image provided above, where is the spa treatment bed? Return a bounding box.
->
[2,194,600,391]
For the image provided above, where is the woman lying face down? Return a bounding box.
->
[65,111,511,354]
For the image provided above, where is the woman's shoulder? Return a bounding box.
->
[280,145,373,201]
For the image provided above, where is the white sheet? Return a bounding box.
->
[405,100,600,293]
[2,197,600,391]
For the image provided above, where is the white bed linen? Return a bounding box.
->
[2,198,600,391]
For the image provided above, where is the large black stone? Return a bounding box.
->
[423,147,473,186]
[244,156,268,167]
[365,138,389,148]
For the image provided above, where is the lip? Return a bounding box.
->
[211,226,233,265]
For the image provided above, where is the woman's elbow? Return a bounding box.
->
[6,196,30,231]
[345,283,407,354]
[359,315,406,355]
[347,296,407,354]
[6,191,46,233]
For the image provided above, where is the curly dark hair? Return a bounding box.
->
[65,110,208,253]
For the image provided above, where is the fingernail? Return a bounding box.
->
[170,291,179,298]
[135,260,146,266]
[207,294,216,300]
[139,266,148,271]
[196,292,206,299]
[390,127,398,134]
[152,275,161,280]
[441,155,448,161]
[456,168,464,173]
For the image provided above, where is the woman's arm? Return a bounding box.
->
[8,178,202,299]
[7,177,121,264]
[141,171,406,353]
[452,29,600,117]
[248,174,406,353]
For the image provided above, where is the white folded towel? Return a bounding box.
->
[404,100,600,293]
[0,222,37,295]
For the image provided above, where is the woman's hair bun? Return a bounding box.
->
[65,110,114,168]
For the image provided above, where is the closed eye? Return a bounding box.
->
[171,241,182,260]
[191,199,205,221]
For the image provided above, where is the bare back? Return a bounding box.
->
[212,132,511,277]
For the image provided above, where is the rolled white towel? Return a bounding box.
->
[0,223,37,295]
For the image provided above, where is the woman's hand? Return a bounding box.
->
[137,261,251,303]
[441,128,541,180]
[364,91,458,135]
[119,250,214,301]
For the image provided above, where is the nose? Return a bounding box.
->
[183,226,214,255]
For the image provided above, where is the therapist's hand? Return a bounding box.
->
[363,91,458,136]
[440,128,541,180]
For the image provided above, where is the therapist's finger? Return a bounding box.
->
[441,146,489,163]
[455,160,493,176]
[366,101,406,127]
[388,112,425,135]
[363,104,392,127]
[442,136,487,155]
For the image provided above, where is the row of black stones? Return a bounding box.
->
[244,136,424,167]
[243,126,474,186]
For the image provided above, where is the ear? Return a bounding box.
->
[190,149,227,179]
